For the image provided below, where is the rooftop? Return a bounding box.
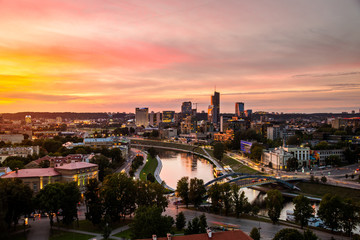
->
[55,162,97,170]
[1,168,60,178]
[140,230,252,240]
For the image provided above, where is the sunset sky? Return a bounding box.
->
[1,0,360,113]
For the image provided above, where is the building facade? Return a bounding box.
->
[135,107,149,127]
[1,162,98,193]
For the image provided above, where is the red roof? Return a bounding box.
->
[1,168,60,178]
[140,230,252,240]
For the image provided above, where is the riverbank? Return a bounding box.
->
[131,139,258,175]
[139,155,158,181]
[294,181,360,202]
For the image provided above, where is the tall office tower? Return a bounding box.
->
[235,102,245,118]
[162,111,175,123]
[245,109,252,119]
[210,91,220,125]
[156,112,162,125]
[135,108,149,127]
[181,101,192,116]
[149,111,155,126]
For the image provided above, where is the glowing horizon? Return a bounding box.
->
[1,0,359,114]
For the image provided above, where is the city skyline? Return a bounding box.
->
[1,0,360,113]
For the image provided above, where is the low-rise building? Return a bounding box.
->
[1,162,98,193]
[0,146,40,163]
[262,146,311,170]
[310,149,345,166]
[0,134,24,144]
[141,230,252,240]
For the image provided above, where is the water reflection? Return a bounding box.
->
[159,150,321,221]
[158,150,214,189]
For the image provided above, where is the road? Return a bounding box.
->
[116,148,145,175]
[228,152,360,189]
[164,196,349,240]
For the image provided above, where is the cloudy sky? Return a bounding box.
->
[1,0,359,113]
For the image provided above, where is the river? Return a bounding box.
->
[157,149,319,221]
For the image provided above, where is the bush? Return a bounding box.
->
[321,176,327,184]
[250,227,260,240]
[273,228,303,240]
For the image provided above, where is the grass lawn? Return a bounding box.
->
[113,227,184,239]
[203,149,259,175]
[113,228,132,239]
[58,219,132,234]
[296,182,360,201]
[140,155,158,181]
[10,232,28,240]
[49,229,95,240]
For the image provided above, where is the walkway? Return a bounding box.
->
[27,218,50,240]
[134,152,147,179]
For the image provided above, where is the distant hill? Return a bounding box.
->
[0,112,127,120]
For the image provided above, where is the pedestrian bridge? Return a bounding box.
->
[205,173,300,190]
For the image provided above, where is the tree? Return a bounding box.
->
[293,195,314,228]
[109,148,124,166]
[272,228,303,240]
[341,198,360,236]
[321,176,327,184]
[220,182,232,216]
[0,179,33,230]
[302,229,318,240]
[232,184,249,218]
[131,205,174,239]
[61,182,81,225]
[3,159,24,170]
[213,142,225,161]
[325,155,341,166]
[286,135,301,146]
[91,155,111,182]
[39,159,50,168]
[135,181,168,212]
[250,227,261,240]
[314,141,330,150]
[207,183,222,213]
[176,177,189,207]
[101,173,136,221]
[175,212,186,231]
[42,139,63,153]
[185,215,207,235]
[199,214,207,233]
[265,190,283,224]
[36,183,65,227]
[147,147,158,158]
[189,178,206,208]
[85,179,103,225]
[147,173,156,183]
[250,144,264,162]
[318,193,343,232]
[286,157,298,171]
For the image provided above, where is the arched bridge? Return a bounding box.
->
[205,173,300,190]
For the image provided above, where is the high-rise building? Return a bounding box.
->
[235,102,245,118]
[135,108,149,127]
[267,125,281,140]
[181,101,192,116]
[25,115,32,124]
[162,111,175,123]
[209,91,220,125]
[149,111,155,126]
